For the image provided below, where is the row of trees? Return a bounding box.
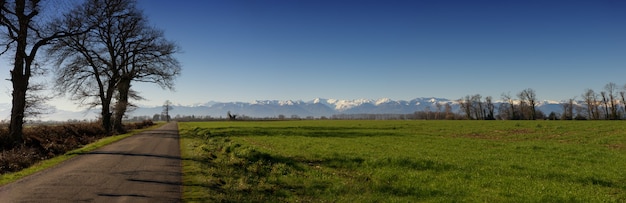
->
[459,83,626,121]
[578,82,626,120]
[1,0,180,144]
[458,88,538,120]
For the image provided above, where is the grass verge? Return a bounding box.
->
[0,123,164,185]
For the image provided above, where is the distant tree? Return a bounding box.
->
[620,85,626,118]
[227,111,237,120]
[458,95,472,119]
[444,103,454,120]
[152,113,161,121]
[561,99,574,120]
[582,89,599,120]
[547,112,559,120]
[162,100,173,122]
[485,96,495,120]
[605,82,619,119]
[535,109,546,120]
[470,94,484,120]
[435,102,442,120]
[600,91,609,120]
[519,88,537,120]
[501,92,516,120]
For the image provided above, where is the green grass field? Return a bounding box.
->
[179,120,626,202]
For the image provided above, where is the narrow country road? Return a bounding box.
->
[0,122,182,203]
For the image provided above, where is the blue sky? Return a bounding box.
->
[3,0,626,110]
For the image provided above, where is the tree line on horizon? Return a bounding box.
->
[457,83,626,121]
[152,83,626,122]
[0,0,180,146]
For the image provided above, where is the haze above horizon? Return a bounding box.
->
[2,0,626,111]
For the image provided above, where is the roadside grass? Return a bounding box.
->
[179,120,626,202]
[0,123,164,185]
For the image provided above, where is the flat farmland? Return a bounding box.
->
[178,120,626,202]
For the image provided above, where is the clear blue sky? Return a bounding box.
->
[4,0,626,110]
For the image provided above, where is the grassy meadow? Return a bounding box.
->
[178,120,626,202]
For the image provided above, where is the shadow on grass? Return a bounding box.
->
[181,134,459,202]
[182,126,401,139]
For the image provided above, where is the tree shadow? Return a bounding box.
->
[182,126,400,139]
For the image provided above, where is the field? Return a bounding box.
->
[179,120,626,202]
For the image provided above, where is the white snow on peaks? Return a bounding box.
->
[542,100,562,105]
[251,100,300,106]
[279,100,296,106]
[326,98,373,111]
[375,98,392,105]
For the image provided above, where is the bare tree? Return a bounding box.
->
[435,102,442,120]
[227,111,237,120]
[582,89,599,120]
[518,88,537,120]
[0,0,88,142]
[162,100,173,122]
[444,103,454,120]
[470,94,484,120]
[111,3,180,132]
[49,0,180,133]
[600,91,609,120]
[561,98,574,120]
[605,82,619,119]
[485,96,495,120]
[501,92,516,120]
[621,84,626,118]
[458,95,472,119]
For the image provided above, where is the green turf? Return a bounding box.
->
[179,120,626,202]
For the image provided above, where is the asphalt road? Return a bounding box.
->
[0,122,182,203]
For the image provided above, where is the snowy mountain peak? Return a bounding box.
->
[375,98,392,105]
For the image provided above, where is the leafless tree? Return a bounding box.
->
[458,95,472,119]
[604,82,619,119]
[621,84,626,118]
[600,91,609,120]
[561,98,575,120]
[518,88,537,120]
[162,100,173,122]
[444,103,454,120]
[435,102,442,120]
[0,0,88,142]
[470,94,484,120]
[582,89,599,120]
[49,0,180,133]
[485,96,495,120]
[501,92,516,120]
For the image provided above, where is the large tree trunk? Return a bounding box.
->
[101,106,113,134]
[8,0,31,143]
[100,81,116,134]
[8,72,28,144]
[113,78,131,133]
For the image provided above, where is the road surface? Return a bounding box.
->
[0,122,182,203]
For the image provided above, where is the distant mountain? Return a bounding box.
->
[0,97,576,121]
[125,97,571,119]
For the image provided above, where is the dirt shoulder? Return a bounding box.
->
[0,122,181,203]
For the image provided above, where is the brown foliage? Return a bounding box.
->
[0,120,155,174]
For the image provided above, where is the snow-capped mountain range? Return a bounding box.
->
[129,97,567,119]
[0,97,570,121]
